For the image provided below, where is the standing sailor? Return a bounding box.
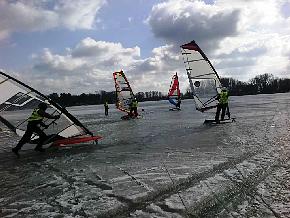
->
[104,101,109,116]
[130,98,138,117]
[176,97,181,110]
[215,87,229,123]
[12,103,60,157]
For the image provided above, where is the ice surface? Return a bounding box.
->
[1,93,290,217]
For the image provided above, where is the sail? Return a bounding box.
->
[180,40,222,112]
[0,71,100,146]
[113,70,135,113]
[168,73,181,106]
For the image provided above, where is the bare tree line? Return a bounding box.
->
[48,73,290,107]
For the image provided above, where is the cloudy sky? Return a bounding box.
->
[1,0,290,94]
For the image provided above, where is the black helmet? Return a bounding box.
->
[38,102,48,110]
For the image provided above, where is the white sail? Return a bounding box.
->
[0,71,100,146]
[181,41,222,112]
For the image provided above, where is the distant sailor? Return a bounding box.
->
[130,98,138,117]
[12,103,60,157]
[215,87,230,123]
[176,97,181,109]
[104,101,109,116]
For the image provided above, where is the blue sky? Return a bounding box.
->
[0,0,163,68]
[1,0,290,94]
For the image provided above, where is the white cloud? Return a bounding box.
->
[71,38,140,62]
[129,44,186,93]
[146,0,240,50]
[5,0,290,94]
[21,38,143,94]
[55,0,106,30]
[33,48,85,72]
[18,38,189,94]
[0,0,106,40]
[146,0,290,81]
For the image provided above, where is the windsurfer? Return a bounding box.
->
[130,98,138,117]
[215,87,230,123]
[12,103,60,157]
[168,73,181,111]
[104,101,109,116]
[176,98,181,109]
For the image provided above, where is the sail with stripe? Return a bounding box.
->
[0,71,101,146]
[113,70,135,114]
[180,40,222,112]
[168,73,181,107]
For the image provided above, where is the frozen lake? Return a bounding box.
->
[1,93,290,217]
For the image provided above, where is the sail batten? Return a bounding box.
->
[189,73,217,79]
[185,58,205,63]
[181,40,222,112]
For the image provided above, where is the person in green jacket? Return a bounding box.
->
[104,101,109,116]
[130,98,138,117]
[12,103,60,157]
[215,87,229,123]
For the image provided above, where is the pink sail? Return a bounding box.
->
[168,73,181,107]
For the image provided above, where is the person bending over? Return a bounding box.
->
[12,103,60,157]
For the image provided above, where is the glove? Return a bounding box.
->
[54,115,61,119]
